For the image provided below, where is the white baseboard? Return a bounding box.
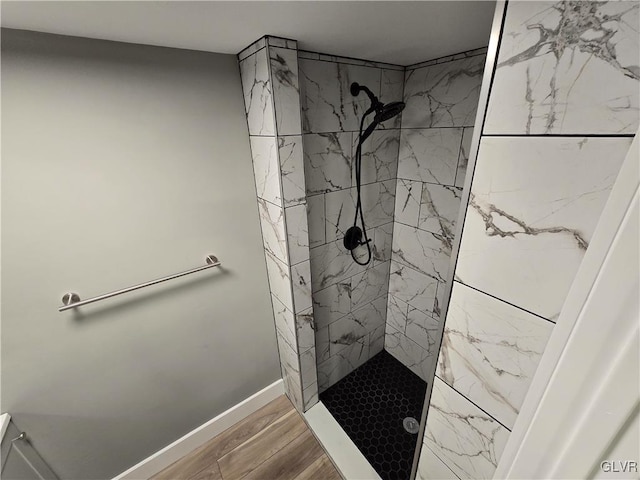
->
[113,379,284,480]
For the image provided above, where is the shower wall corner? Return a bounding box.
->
[237,36,318,412]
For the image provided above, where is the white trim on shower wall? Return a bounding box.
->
[304,401,382,480]
[112,379,284,480]
[495,132,639,478]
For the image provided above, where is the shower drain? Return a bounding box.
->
[403,417,419,434]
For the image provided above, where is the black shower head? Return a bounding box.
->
[374,101,405,123]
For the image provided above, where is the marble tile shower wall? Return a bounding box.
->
[297,51,405,393]
[418,3,638,480]
[238,37,318,412]
[386,49,486,382]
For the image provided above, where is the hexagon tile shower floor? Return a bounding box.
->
[320,350,428,480]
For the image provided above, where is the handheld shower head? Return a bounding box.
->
[374,101,405,123]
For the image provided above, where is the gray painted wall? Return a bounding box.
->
[1,28,280,479]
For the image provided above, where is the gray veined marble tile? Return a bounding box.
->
[485,1,639,134]
[403,54,485,128]
[329,296,386,356]
[372,223,393,265]
[389,260,439,316]
[437,281,553,429]
[312,281,351,330]
[353,130,400,185]
[369,323,385,356]
[264,250,293,310]
[306,194,325,248]
[325,180,396,243]
[317,337,370,392]
[417,445,461,480]
[267,37,297,50]
[384,322,433,381]
[418,183,462,242]
[240,49,275,136]
[315,325,330,364]
[278,136,306,207]
[291,260,312,312]
[299,347,317,390]
[270,47,302,136]
[456,136,631,320]
[296,307,315,352]
[387,294,409,334]
[350,261,390,311]
[398,128,462,185]
[309,239,368,291]
[425,377,510,480]
[379,69,405,129]
[257,198,288,264]
[405,306,440,355]
[276,330,303,411]
[303,132,352,195]
[299,59,381,133]
[392,223,451,282]
[394,178,421,228]
[455,127,473,188]
[250,136,281,205]
[237,37,266,62]
[272,294,297,352]
[303,382,319,410]
[284,204,309,265]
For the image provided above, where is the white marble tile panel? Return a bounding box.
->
[276,330,303,410]
[350,261,390,311]
[306,194,325,248]
[369,324,385,356]
[372,223,394,265]
[299,59,381,133]
[457,136,630,320]
[405,306,440,354]
[257,198,288,264]
[240,49,275,136]
[299,347,317,390]
[312,281,351,330]
[284,204,309,265]
[455,127,474,188]
[303,132,352,195]
[264,250,293,310]
[398,128,462,185]
[379,69,405,129]
[425,378,510,480]
[419,183,462,242]
[394,178,421,228]
[296,306,315,352]
[309,239,368,292]
[250,136,281,205]
[392,223,451,282]
[315,326,330,363]
[270,47,302,136]
[388,260,439,316]
[329,296,385,356]
[417,445,460,480]
[485,1,639,134]
[437,281,553,429]
[237,38,266,62]
[272,294,297,351]
[386,294,408,334]
[291,259,312,312]
[278,136,306,207]
[303,382,319,411]
[403,55,485,128]
[353,130,400,185]
[384,323,433,381]
[317,337,370,392]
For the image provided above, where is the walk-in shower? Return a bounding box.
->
[343,82,405,266]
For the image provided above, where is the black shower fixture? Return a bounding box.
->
[344,82,405,266]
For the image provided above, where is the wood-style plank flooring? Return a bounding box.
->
[151,396,343,480]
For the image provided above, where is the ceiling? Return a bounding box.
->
[1,1,496,65]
